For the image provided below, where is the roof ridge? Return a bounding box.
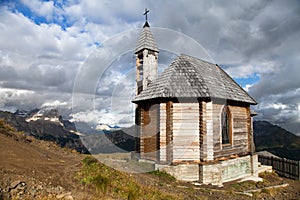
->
[180,53,212,65]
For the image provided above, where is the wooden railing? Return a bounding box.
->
[258,155,300,180]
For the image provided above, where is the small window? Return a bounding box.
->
[221,106,231,144]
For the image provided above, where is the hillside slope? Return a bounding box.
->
[254,121,300,160]
[0,110,88,153]
[0,119,89,199]
[1,119,300,199]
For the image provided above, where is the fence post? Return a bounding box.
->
[282,158,285,177]
[271,156,273,167]
[298,161,300,181]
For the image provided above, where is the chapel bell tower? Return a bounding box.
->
[135,8,159,95]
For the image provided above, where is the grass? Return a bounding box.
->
[230,171,284,193]
[78,157,288,199]
[0,119,16,132]
[78,156,180,199]
[0,119,25,137]
[148,170,176,182]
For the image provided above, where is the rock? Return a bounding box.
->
[45,186,54,193]
[9,180,26,198]
[9,180,22,189]
[56,192,72,199]
[36,184,43,190]
[64,194,74,200]
[29,188,37,197]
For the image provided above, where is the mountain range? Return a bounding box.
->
[254,120,300,160]
[0,109,135,154]
[0,109,299,160]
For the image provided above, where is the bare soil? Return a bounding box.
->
[0,129,93,199]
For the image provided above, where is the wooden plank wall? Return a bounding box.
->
[200,101,214,161]
[166,101,173,162]
[199,101,206,161]
[246,107,252,154]
[139,106,144,157]
[160,103,167,162]
[213,103,250,159]
[135,106,141,153]
[172,103,200,162]
[141,104,160,161]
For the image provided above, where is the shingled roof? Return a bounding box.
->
[135,22,159,54]
[132,54,257,105]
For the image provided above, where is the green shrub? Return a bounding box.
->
[82,156,98,166]
[127,188,140,200]
[92,174,110,194]
[0,119,16,132]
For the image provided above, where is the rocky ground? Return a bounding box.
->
[1,120,300,200]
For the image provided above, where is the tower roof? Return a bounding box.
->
[132,54,257,105]
[135,22,159,54]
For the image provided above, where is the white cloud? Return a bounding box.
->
[0,0,300,134]
[70,109,133,127]
[261,103,288,110]
[41,100,68,108]
[272,103,287,110]
[21,0,56,20]
[225,61,276,79]
[244,84,253,92]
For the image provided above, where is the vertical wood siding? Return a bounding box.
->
[172,103,200,162]
[166,101,173,162]
[160,103,167,161]
[199,101,206,161]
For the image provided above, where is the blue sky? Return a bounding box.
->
[0,0,300,135]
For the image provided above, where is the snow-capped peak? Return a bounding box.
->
[25,108,61,124]
[95,123,121,131]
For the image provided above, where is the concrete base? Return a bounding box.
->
[200,155,253,185]
[155,155,264,186]
[257,164,273,174]
[238,175,263,182]
[155,164,199,181]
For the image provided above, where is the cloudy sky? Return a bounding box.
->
[0,0,300,135]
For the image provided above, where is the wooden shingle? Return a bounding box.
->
[132,54,257,105]
[135,22,159,53]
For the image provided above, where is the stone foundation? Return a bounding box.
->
[200,155,256,185]
[155,164,199,181]
[155,155,260,186]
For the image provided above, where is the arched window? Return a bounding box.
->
[221,106,231,144]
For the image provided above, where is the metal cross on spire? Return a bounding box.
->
[143,8,149,21]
